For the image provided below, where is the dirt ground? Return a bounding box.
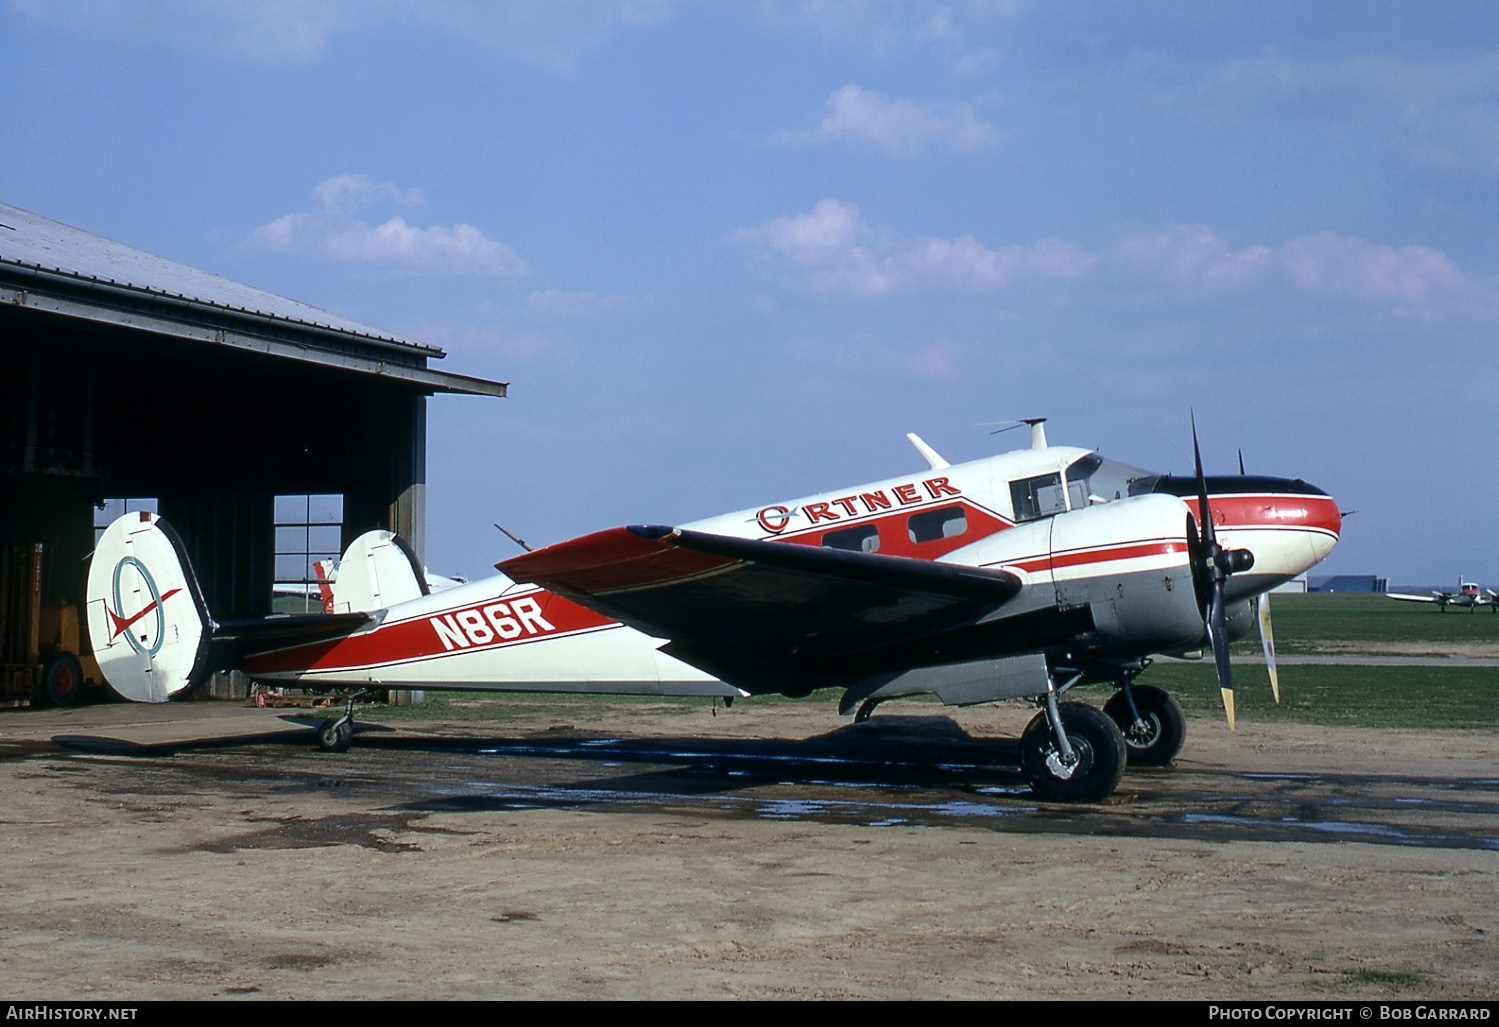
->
[0,698,1495,1001]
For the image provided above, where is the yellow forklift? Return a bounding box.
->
[0,542,102,706]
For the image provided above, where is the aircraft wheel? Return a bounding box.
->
[1103,685,1186,768]
[1020,703,1126,802]
[317,718,352,753]
[38,654,85,707]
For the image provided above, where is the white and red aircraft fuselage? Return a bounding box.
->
[86,427,1340,801]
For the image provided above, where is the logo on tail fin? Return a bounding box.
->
[107,556,181,657]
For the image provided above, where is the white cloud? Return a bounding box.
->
[779,85,999,156]
[311,174,424,216]
[1109,225,1471,307]
[733,199,1092,295]
[1277,232,1465,304]
[736,204,1492,320]
[250,176,528,277]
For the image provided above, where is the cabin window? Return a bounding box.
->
[908,506,967,544]
[274,494,343,613]
[822,524,880,554]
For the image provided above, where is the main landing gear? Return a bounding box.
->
[1103,682,1186,768]
[1017,667,1185,800]
[1019,676,1127,802]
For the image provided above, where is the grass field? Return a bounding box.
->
[1236,592,1499,654]
[361,594,1498,733]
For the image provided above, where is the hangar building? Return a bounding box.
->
[0,201,506,702]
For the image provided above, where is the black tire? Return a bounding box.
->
[38,653,85,707]
[1020,703,1126,802]
[317,718,352,753]
[1103,685,1186,768]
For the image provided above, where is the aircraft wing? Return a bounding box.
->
[499,525,1023,693]
[1386,592,1443,604]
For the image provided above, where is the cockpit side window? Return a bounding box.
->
[1009,473,1067,522]
[1065,453,1103,509]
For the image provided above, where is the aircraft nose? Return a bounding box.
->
[1260,475,1341,569]
[1150,472,1341,571]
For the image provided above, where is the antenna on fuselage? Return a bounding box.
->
[906,433,950,470]
[981,417,1048,449]
[493,522,535,553]
[1024,417,1048,450]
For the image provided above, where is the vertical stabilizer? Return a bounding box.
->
[324,531,428,613]
[86,512,213,702]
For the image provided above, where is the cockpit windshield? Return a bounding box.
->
[1009,453,1159,523]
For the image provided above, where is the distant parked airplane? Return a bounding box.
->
[1387,581,1498,612]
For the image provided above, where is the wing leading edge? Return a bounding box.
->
[499,525,1023,694]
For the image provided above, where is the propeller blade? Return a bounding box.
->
[1207,580,1235,730]
[1191,413,1235,728]
[1257,592,1280,703]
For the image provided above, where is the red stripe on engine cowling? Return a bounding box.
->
[1007,539,1190,576]
[1185,494,1341,537]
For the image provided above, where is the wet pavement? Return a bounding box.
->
[13,702,1493,855]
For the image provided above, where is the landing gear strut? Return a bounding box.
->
[316,691,367,753]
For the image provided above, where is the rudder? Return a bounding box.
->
[322,530,428,613]
[85,512,213,702]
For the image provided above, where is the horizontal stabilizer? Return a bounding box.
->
[208,612,374,668]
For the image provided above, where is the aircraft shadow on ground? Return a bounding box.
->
[368,713,1030,800]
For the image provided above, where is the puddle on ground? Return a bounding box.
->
[374,739,1499,851]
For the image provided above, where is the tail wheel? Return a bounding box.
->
[1103,685,1186,767]
[317,718,352,753]
[1020,703,1126,802]
[38,654,85,707]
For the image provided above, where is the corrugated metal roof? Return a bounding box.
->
[0,201,507,397]
[0,201,434,351]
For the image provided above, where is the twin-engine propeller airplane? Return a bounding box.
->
[1387,581,1498,612]
[85,421,1340,802]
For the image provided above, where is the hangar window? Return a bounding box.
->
[94,497,158,544]
[274,494,343,613]
[822,524,880,554]
[908,506,967,544]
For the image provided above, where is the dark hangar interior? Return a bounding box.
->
[0,201,505,702]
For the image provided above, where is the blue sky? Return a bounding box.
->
[4,1,1496,585]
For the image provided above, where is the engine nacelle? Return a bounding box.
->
[1045,494,1207,658]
